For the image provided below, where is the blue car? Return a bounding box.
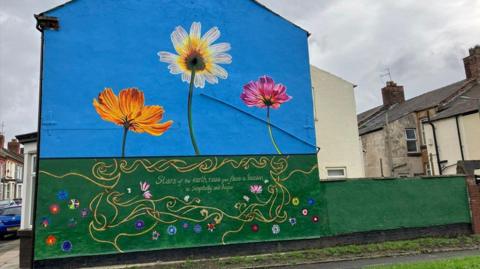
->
[0,206,21,238]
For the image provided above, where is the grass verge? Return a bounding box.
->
[131,235,480,269]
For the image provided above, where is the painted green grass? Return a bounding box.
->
[139,235,480,268]
[367,255,480,269]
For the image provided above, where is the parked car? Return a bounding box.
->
[0,206,21,238]
[0,200,17,209]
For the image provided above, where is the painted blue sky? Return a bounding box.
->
[38,0,315,157]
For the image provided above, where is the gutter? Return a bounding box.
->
[427,111,442,175]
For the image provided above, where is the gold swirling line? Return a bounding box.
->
[44,156,317,251]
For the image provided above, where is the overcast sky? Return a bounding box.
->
[1,0,479,142]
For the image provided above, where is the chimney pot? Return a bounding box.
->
[0,134,4,149]
[464,45,480,79]
[382,81,405,107]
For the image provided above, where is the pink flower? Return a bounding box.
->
[250,185,263,194]
[240,76,292,109]
[140,181,150,192]
[143,191,152,199]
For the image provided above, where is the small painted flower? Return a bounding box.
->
[207,222,216,232]
[184,195,190,202]
[67,218,77,228]
[49,204,60,215]
[61,240,72,252]
[264,179,269,184]
[301,208,309,216]
[240,76,292,109]
[126,187,132,194]
[251,224,259,232]
[291,197,300,206]
[152,231,160,240]
[307,198,315,206]
[45,235,56,246]
[289,217,297,226]
[250,185,263,194]
[158,22,232,88]
[80,208,89,218]
[243,195,250,202]
[68,199,80,210]
[140,181,150,192]
[135,220,145,230]
[41,217,49,228]
[181,222,189,229]
[271,224,280,235]
[143,190,152,199]
[312,216,319,223]
[56,190,69,201]
[167,225,177,235]
[193,224,202,233]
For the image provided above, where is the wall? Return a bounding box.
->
[361,130,387,177]
[35,168,472,261]
[461,113,480,161]
[310,66,364,179]
[361,114,423,177]
[424,112,480,175]
[20,141,37,230]
[35,0,317,262]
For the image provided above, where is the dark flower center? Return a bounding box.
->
[262,98,273,106]
[185,52,206,71]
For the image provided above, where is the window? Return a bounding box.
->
[32,155,37,175]
[327,167,347,179]
[5,183,10,199]
[15,165,23,180]
[16,184,22,199]
[405,128,418,153]
[0,206,21,216]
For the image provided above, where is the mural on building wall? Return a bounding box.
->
[34,0,319,261]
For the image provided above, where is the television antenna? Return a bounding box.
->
[380,68,393,83]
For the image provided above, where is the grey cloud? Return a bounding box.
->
[1,0,479,142]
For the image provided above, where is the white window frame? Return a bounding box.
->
[326,167,347,179]
[405,128,418,153]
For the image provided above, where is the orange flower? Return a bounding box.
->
[93,88,173,136]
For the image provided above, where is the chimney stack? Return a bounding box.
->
[7,139,20,155]
[382,81,405,107]
[464,45,480,79]
[0,134,4,149]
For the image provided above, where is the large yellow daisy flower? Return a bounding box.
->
[158,22,232,88]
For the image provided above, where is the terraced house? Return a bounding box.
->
[0,134,24,200]
[358,45,480,178]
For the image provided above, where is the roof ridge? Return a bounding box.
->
[436,79,477,112]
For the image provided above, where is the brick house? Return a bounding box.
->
[0,134,24,200]
[357,45,480,177]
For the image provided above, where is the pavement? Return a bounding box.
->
[277,249,480,269]
[0,236,19,269]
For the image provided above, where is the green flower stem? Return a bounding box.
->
[188,69,200,155]
[121,126,128,158]
[266,107,282,155]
